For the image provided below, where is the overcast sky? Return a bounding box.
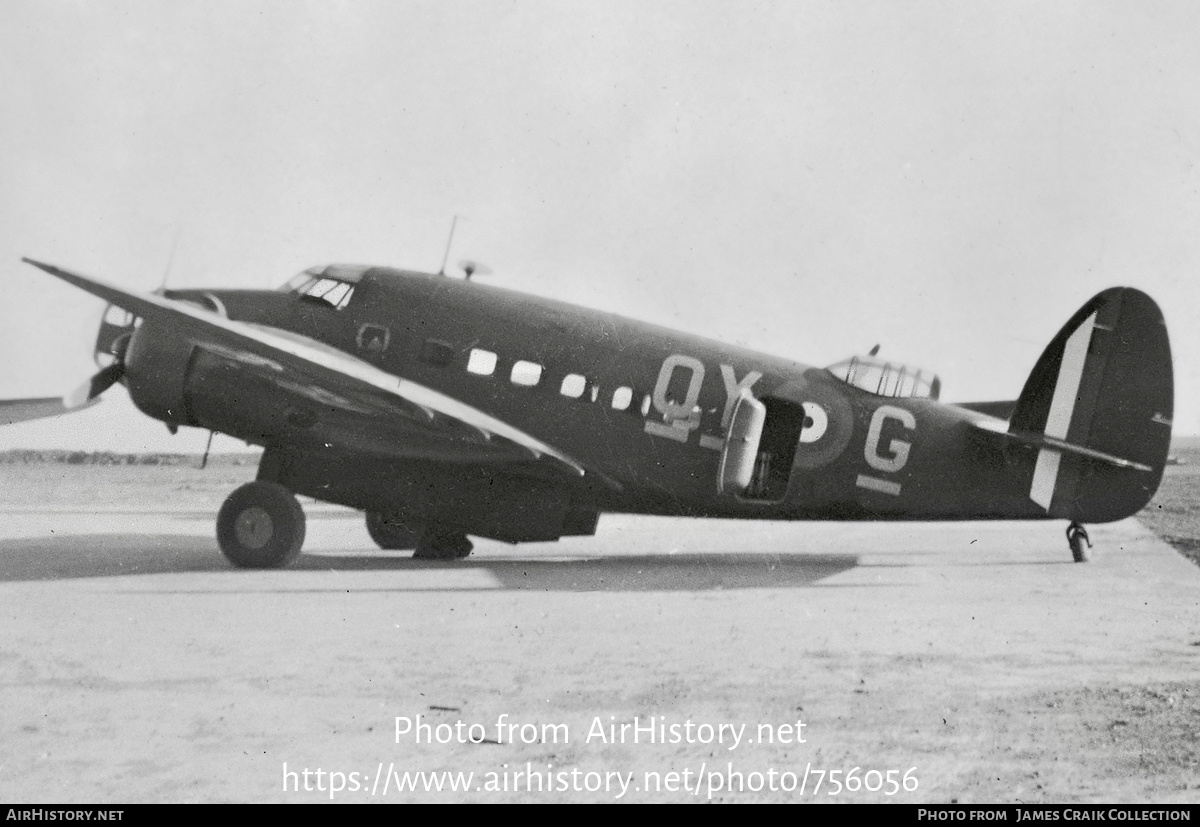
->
[1,0,1197,453]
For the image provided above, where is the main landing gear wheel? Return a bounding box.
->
[1067,521,1093,563]
[413,526,473,560]
[217,481,306,569]
[365,511,419,551]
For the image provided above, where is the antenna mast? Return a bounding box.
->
[156,227,182,294]
[438,215,459,276]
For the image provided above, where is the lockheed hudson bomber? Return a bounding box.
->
[4,257,1173,566]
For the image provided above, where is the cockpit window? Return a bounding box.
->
[826,355,940,400]
[281,272,316,293]
[281,269,356,309]
[309,278,353,306]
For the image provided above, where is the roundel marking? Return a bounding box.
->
[789,379,854,470]
[798,402,828,443]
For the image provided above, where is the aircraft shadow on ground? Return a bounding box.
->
[302,551,862,591]
[0,534,228,581]
[0,534,862,590]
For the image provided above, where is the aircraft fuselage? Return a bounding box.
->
[157,267,1049,526]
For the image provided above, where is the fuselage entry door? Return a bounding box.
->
[717,390,766,495]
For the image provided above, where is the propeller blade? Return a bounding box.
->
[62,363,125,410]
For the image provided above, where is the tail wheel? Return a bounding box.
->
[1067,521,1092,563]
[217,481,306,568]
[414,526,473,560]
[365,511,420,551]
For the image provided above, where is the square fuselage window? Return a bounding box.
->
[511,360,543,387]
[467,348,497,375]
[559,373,587,398]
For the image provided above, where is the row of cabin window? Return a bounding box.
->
[464,346,651,414]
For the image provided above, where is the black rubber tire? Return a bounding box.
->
[216,481,306,569]
[413,527,473,560]
[1067,523,1092,563]
[365,511,420,551]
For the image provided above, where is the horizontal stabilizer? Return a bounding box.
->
[969,418,1153,472]
[953,400,1016,420]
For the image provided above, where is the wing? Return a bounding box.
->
[0,395,97,426]
[20,258,586,478]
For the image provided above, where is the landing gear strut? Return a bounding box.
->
[1066,521,1092,563]
[414,526,473,560]
[217,481,306,568]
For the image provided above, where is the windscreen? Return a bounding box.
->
[826,355,940,400]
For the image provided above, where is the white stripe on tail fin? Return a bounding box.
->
[1029,312,1096,510]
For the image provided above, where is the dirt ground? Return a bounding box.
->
[1137,443,1200,570]
[0,450,1197,803]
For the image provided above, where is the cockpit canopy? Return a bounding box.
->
[279,264,371,310]
[826,354,941,400]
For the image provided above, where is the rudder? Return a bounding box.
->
[1010,287,1173,522]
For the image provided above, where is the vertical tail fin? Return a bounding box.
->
[1011,287,1173,522]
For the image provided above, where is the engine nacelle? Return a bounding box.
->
[124,320,281,443]
[122,319,196,428]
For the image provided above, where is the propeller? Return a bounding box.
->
[0,359,123,426]
[60,328,131,411]
[0,318,131,426]
[61,361,125,411]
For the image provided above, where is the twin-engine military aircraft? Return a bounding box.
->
[4,256,1173,566]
